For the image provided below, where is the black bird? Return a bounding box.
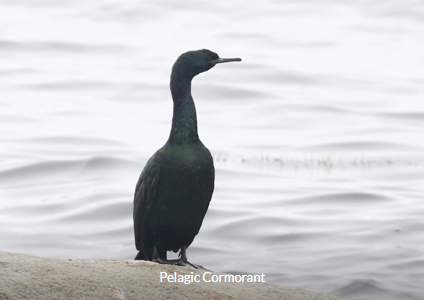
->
[133,49,241,266]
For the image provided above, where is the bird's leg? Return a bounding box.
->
[152,246,169,264]
[176,246,195,268]
[179,245,188,263]
[151,245,208,270]
[151,245,186,266]
[177,246,208,270]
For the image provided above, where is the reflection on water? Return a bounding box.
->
[1,1,424,300]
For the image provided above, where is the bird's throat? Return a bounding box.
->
[169,77,199,144]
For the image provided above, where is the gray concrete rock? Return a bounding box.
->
[0,252,344,300]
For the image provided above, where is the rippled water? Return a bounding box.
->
[1,1,424,300]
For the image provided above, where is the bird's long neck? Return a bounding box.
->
[168,72,199,144]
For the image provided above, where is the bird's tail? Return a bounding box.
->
[134,250,149,260]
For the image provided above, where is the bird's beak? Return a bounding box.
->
[212,57,242,65]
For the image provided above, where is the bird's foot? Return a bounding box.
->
[183,261,208,270]
[175,246,209,269]
[152,256,171,265]
[152,258,208,270]
[170,259,208,270]
[151,246,208,269]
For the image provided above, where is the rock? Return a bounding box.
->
[0,252,344,300]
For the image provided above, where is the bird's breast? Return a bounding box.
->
[158,143,214,190]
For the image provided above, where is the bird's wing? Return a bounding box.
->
[133,154,161,251]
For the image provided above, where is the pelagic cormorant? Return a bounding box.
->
[133,49,241,267]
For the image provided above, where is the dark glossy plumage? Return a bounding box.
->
[133,49,241,265]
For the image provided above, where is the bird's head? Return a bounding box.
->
[172,49,241,79]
